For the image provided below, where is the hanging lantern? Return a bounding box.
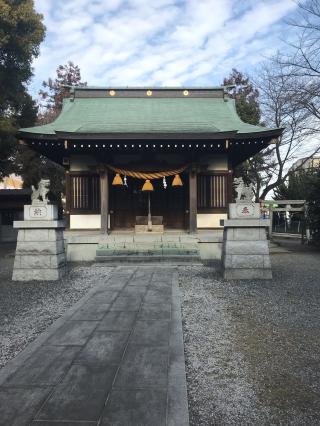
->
[124,175,128,187]
[112,173,123,186]
[142,179,154,192]
[172,174,183,187]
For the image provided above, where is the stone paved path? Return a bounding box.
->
[0,266,189,426]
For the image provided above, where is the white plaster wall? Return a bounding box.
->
[70,214,101,229]
[197,213,227,228]
[70,155,98,171]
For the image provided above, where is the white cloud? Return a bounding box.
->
[31,0,298,93]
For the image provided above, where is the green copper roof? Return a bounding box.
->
[19,96,279,137]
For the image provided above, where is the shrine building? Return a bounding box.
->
[18,86,282,234]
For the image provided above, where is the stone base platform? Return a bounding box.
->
[96,235,200,263]
[12,220,66,281]
[64,230,223,263]
[222,204,272,280]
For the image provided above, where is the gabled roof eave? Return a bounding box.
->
[18,127,283,141]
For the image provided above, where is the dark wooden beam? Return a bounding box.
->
[100,171,109,234]
[227,169,233,204]
[65,171,71,228]
[189,170,197,233]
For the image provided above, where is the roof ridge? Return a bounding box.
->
[66,85,227,91]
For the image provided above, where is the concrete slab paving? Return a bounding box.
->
[0,266,189,426]
[114,344,169,389]
[97,311,138,331]
[100,388,168,426]
[1,345,81,387]
[130,319,170,346]
[0,386,53,426]
[37,363,116,422]
[74,331,130,366]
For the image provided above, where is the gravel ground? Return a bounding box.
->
[0,243,113,369]
[179,245,320,425]
[2,241,320,425]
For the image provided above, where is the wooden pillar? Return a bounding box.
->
[227,169,233,203]
[100,171,109,234]
[65,170,71,229]
[189,170,197,233]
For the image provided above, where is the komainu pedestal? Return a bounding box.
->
[222,203,272,280]
[12,197,66,281]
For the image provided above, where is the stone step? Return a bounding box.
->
[95,254,202,264]
[97,242,199,250]
[96,239,200,263]
[96,248,199,256]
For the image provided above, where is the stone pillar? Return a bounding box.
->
[222,203,272,279]
[189,170,197,233]
[100,171,109,234]
[12,204,66,281]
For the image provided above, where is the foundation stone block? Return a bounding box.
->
[222,203,272,280]
[12,204,66,281]
[12,266,67,281]
[225,240,269,255]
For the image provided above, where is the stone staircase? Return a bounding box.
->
[95,235,201,264]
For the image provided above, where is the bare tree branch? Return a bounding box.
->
[251,58,320,199]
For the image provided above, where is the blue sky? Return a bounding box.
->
[31,0,299,95]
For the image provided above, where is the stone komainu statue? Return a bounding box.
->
[31,179,50,205]
[233,177,255,202]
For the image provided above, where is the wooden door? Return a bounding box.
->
[109,174,188,230]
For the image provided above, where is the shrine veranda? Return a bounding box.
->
[18,86,282,259]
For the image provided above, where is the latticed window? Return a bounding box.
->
[70,174,100,212]
[197,174,228,210]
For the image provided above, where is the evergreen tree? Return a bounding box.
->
[15,146,65,216]
[274,171,317,200]
[38,61,86,123]
[0,0,45,178]
[274,168,320,244]
[224,68,261,125]
[16,62,85,211]
[17,62,85,207]
[223,69,273,201]
[306,170,320,244]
